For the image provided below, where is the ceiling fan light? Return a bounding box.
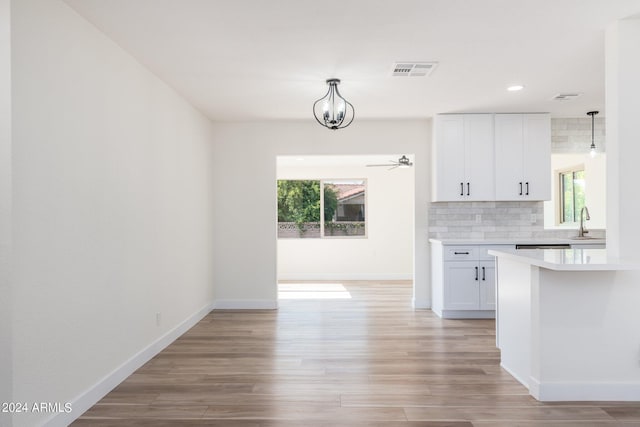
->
[313,79,355,130]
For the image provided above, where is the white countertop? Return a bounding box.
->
[429,238,606,245]
[488,248,639,271]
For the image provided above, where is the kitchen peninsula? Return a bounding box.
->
[429,238,606,319]
[489,247,640,401]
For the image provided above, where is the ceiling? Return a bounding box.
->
[64,0,640,122]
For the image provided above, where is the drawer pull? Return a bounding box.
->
[475,266,479,281]
[454,251,470,255]
[482,266,486,281]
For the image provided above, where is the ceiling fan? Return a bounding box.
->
[366,155,413,170]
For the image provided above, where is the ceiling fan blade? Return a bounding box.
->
[388,165,399,170]
[366,163,397,167]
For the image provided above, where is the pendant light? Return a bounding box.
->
[587,110,598,157]
[313,79,354,130]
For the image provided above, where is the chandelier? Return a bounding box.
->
[313,78,354,130]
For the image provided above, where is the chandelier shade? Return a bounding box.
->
[313,79,354,130]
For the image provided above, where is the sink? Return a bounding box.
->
[570,236,596,240]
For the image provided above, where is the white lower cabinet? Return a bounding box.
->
[478,260,496,310]
[444,260,480,310]
[431,243,504,318]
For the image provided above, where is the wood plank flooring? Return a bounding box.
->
[72,281,640,426]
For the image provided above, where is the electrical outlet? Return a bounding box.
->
[475,214,482,224]
[156,312,161,326]
[530,213,537,224]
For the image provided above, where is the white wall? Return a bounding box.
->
[0,0,13,423]
[543,153,607,229]
[11,1,216,426]
[606,17,640,260]
[277,160,414,280]
[212,120,430,308]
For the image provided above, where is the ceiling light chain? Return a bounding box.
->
[313,79,354,130]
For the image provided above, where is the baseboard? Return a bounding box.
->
[43,301,215,427]
[277,273,413,281]
[529,378,640,401]
[214,299,278,310]
[439,310,495,319]
[500,363,530,388]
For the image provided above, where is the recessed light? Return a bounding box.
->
[507,85,524,92]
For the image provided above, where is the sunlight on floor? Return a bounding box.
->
[278,282,353,300]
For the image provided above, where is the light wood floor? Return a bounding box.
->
[73,281,640,426]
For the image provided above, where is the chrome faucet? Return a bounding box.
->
[578,206,591,237]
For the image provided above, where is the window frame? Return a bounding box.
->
[557,165,585,225]
[277,178,368,239]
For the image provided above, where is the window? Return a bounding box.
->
[323,180,366,237]
[277,179,366,238]
[559,168,585,224]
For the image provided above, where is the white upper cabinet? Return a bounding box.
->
[432,114,494,201]
[494,114,551,201]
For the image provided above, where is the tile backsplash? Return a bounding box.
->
[429,201,543,239]
[551,116,605,153]
[428,117,607,240]
[428,201,605,240]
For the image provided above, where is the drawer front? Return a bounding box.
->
[478,245,513,261]
[444,246,478,261]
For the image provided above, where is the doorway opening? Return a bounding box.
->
[276,154,415,302]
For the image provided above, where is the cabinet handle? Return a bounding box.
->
[460,182,464,196]
[519,182,523,196]
[454,251,470,255]
[525,182,529,196]
[482,266,486,281]
[475,266,479,281]
[466,182,470,196]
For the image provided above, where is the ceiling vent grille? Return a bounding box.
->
[552,93,582,101]
[392,62,438,77]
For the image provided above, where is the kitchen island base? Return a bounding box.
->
[491,249,640,401]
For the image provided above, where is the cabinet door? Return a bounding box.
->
[465,114,495,201]
[522,114,551,200]
[494,114,524,200]
[478,260,496,310]
[433,115,466,201]
[444,261,480,310]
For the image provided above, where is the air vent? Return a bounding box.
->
[552,93,582,101]
[392,62,438,77]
